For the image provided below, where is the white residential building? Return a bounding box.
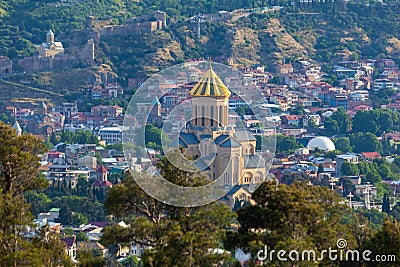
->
[98,126,129,144]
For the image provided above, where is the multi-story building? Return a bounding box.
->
[335,154,358,177]
[46,164,90,187]
[91,105,123,117]
[374,78,394,91]
[98,126,128,144]
[52,102,78,118]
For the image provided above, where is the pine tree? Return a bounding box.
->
[382,193,391,213]
[365,219,400,267]
[225,181,357,266]
[318,163,324,174]
[58,204,73,225]
[68,180,72,195]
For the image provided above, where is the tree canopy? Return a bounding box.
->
[102,158,236,266]
[0,121,70,266]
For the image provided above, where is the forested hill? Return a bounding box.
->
[0,0,400,84]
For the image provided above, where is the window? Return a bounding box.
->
[245,144,254,155]
[202,106,205,126]
[210,106,214,126]
[219,106,223,126]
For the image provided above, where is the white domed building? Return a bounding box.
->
[307,136,335,151]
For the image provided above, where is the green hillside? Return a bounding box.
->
[0,0,400,105]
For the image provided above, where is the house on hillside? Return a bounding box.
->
[360,152,381,161]
[277,64,294,74]
[61,236,77,263]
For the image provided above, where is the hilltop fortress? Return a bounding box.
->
[17,30,95,73]
[17,11,167,73]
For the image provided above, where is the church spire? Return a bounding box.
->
[46,29,54,43]
[189,61,231,97]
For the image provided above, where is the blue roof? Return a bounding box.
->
[214,134,230,145]
[234,129,256,141]
[220,137,241,148]
[195,153,216,170]
[178,138,188,148]
[226,185,250,196]
[307,165,318,171]
[244,155,265,168]
[213,134,242,148]
[200,134,212,140]
[195,158,211,170]
[180,132,199,145]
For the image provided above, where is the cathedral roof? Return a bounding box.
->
[220,137,241,148]
[152,96,161,105]
[234,129,257,142]
[214,134,230,145]
[244,155,265,168]
[195,153,215,170]
[180,132,200,145]
[178,138,188,148]
[190,64,231,97]
[214,134,241,148]
[226,184,250,196]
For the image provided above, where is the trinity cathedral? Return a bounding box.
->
[176,64,267,187]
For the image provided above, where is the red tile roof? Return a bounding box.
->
[92,180,112,187]
[361,152,381,159]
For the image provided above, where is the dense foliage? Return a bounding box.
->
[0,121,70,266]
[1,0,400,67]
[102,158,237,266]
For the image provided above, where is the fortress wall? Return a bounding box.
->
[18,11,166,73]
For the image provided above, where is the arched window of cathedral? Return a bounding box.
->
[210,106,214,126]
[234,156,240,184]
[244,172,252,184]
[219,105,223,126]
[238,193,246,200]
[245,144,254,155]
[225,106,228,125]
[224,172,230,185]
[202,106,205,126]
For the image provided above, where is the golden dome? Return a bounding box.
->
[190,64,231,97]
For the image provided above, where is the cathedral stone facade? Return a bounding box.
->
[177,64,266,186]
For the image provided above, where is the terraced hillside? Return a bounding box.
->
[0,1,400,107]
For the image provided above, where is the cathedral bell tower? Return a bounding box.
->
[189,62,231,128]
